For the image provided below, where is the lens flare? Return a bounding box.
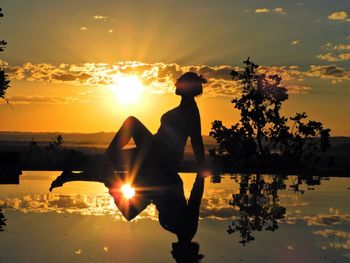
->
[121,184,136,199]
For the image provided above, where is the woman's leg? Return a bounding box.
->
[106,116,153,162]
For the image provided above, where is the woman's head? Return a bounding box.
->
[171,241,204,262]
[175,72,206,97]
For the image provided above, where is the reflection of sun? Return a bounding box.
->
[110,75,144,104]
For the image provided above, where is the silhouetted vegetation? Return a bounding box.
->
[0,208,6,232]
[0,8,10,100]
[210,58,331,170]
[25,135,86,170]
[227,174,286,246]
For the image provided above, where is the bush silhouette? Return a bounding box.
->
[210,58,331,170]
[0,8,10,100]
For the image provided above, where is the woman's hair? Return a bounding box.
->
[175,72,207,97]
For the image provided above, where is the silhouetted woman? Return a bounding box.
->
[106,72,207,262]
[106,72,206,174]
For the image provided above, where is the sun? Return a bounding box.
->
[121,184,136,199]
[110,75,144,104]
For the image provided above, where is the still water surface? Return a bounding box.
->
[0,172,349,262]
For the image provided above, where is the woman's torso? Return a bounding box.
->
[154,101,199,165]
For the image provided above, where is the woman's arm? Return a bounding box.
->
[190,108,205,168]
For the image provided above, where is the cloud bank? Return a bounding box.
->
[255,7,287,15]
[1,60,349,105]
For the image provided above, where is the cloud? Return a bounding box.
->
[2,60,350,100]
[255,7,287,15]
[255,8,269,14]
[306,65,350,80]
[334,44,350,50]
[291,40,301,46]
[284,84,311,94]
[0,95,88,105]
[321,42,350,50]
[92,15,108,21]
[319,43,350,62]
[273,8,287,15]
[328,11,350,21]
[317,52,350,62]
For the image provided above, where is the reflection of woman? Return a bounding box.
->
[155,173,205,262]
[106,72,206,173]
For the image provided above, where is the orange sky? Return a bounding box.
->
[0,1,349,135]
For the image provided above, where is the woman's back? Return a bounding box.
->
[155,100,200,165]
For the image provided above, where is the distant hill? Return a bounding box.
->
[0,131,217,146]
[0,131,348,156]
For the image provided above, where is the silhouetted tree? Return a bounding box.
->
[0,8,10,100]
[280,112,331,165]
[46,135,63,152]
[227,174,286,246]
[210,58,331,169]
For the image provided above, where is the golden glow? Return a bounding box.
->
[121,184,136,199]
[110,75,144,105]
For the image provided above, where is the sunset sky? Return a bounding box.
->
[0,0,349,135]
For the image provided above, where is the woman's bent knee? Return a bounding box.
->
[124,116,142,127]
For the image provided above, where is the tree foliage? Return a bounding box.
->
[0,8,10,99]
[210,58,331,169]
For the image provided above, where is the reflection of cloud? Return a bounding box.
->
[200,189,235,219]
[314,229,350,251]
[0,191,234,221]
[303,213,350,226]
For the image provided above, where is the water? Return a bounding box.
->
[0,172,350,262]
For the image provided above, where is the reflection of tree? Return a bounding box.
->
[227,174,286,246]
[0,208,6,232]
[289,174,322,193]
